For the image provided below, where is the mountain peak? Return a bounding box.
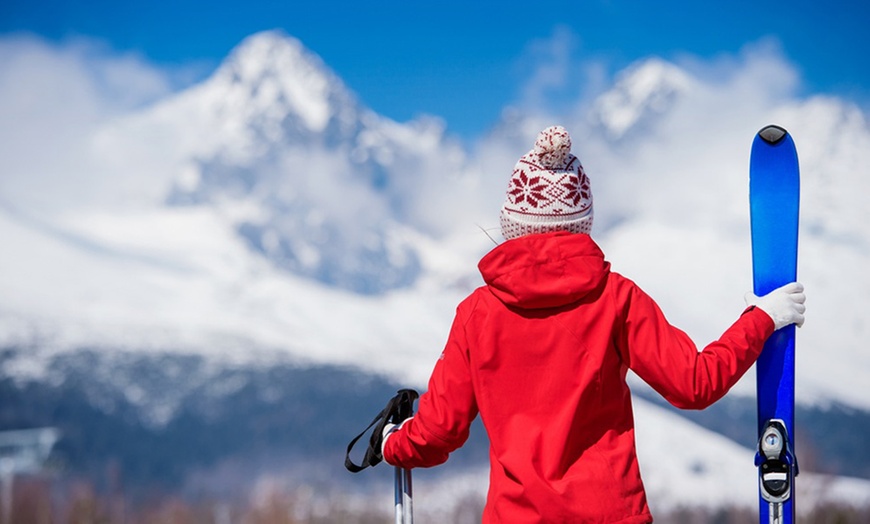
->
[591,57,695,139]
[221,30,314,83]
[147,31,440,295]
[205,29,356,135]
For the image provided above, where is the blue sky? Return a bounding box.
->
[1,0,868,140]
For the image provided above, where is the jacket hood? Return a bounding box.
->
[478,232,611,309]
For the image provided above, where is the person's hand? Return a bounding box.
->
[745,282,806,330]
[380,417,413,457]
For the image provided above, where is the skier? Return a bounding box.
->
[381,125,806,523]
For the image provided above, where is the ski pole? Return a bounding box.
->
[392,392,415,524]
[394,465,413,524]
[344,389,419,522]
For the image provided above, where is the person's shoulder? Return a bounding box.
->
[607,270,631,285]
[599,270,648,306]
[459,285,490,309]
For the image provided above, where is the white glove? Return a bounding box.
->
[380,417,413,458]
[745,282,806,330]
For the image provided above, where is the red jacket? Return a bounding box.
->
[384,232,774,523]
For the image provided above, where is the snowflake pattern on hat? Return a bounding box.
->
[500,126,594,240]
[506,159,590,212]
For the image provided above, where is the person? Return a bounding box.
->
[381,125,806,523]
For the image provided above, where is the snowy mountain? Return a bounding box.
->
[91,30,473,295]
[588,57,697,140]
[2,30,870,513]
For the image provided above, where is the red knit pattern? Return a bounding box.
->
[500,126,594,240]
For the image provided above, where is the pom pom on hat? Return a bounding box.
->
[499,125,593,240]
[534,125,572,169]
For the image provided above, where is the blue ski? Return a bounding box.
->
[749,124,800,524]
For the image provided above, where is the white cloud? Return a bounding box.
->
[0,34,181,214]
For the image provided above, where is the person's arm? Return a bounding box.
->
[613,276,803,410]
[383,303,479,469]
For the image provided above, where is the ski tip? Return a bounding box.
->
[758,125,788,145]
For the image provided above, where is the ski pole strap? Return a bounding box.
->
[345,388,419,473]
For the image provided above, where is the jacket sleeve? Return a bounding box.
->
[383,304,479,469]
[613,275,775,410]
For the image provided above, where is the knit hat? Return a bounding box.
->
[499,126,593,240]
